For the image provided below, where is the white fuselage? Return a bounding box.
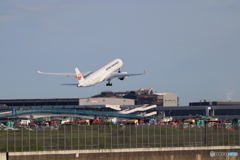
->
[79,59,123,87]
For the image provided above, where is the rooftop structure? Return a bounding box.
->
[189,101,240,106]
[93,88,179,106]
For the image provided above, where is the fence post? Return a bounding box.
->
[50,126,52,150]
[78,125,79,150]
[117,124,118,148]
[148,125,149,148]
[222,124,224,145]
[123,125,125,148]
[154,125,155,147]
[21,126,23,152]
[194,124,196,147]
[177,124,179,147]
[239,127,240,145]
[130,125,131,148]
[160,124,161,147]
[91,125,93,149]
[189,124,190,146]
[142,124,143,148]
[57,125,59,150]
[29,125,30,151]
[228,127,230,145]
[233,125,235,146]
[43,127,45,150]
[14,126,16,152]
[205,121,207,146]
[84,125,86,149]
[71,125,72,150]
[111,125,112,149]
[104,125,106,149]
[6,127,8,152]
[36,126,38,151]
[183,124,184,147]
[136,125,137,148]
[211,125,213,146]
[216,124,218,146]
[98,125,99,149]
[172,124,173,147]
[166,124,167,147]
[64,125,66,150]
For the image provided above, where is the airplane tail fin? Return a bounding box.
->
[75,68,85,84]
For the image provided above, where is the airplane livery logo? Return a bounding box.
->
[77,74,82,80]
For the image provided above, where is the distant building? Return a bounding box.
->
[92,88,179,107]
[0,89,179,109]
[153,93,179,107]
[79,97,134,106]
[0,98,79,107]
[189,101,240,106]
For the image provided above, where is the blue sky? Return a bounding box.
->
[0,1,240,106]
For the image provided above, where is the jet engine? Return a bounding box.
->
[118,72,128,80]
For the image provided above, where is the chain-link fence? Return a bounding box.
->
[0,123,239,152]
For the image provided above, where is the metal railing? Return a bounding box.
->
[0,123,239,152]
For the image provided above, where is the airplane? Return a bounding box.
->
[36,58,146,87]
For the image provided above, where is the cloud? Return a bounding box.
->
[41,17,72,32]
[14,2,54,13]
[0,13,22,23]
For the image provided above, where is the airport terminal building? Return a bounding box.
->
[1,89,240,119]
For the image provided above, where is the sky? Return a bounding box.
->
[0,1,240,106]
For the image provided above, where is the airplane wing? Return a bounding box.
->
[105,70,146,80]
[36,69,91,77]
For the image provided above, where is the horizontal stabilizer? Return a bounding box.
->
[61,84,78,86]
